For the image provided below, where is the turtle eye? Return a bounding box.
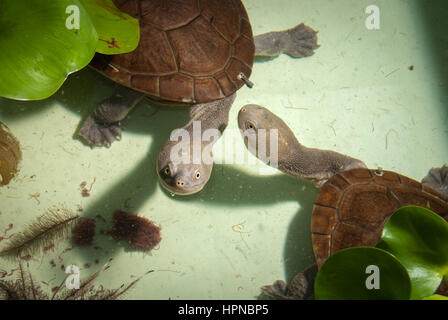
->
[164,167,170,176]
[194,170,201,180]
[246,121,256,131]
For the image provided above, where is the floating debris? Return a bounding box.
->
[79,177,96,197]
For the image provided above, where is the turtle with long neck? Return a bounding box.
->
[78,0,320,196]
[237,104,448,299]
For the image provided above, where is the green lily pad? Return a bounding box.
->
[80,0,140,54]
[0,0,97,100]
[377,205,448,300]
[424,294,448,300]
[314,247,411,300]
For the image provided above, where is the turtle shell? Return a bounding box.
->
[90,0,255,104]
[311,168,448,267]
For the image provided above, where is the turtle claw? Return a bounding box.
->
[78,115,122,147]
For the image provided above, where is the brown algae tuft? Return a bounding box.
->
[72,217,96,246]
[110,210,161,250]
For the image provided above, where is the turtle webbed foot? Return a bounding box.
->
[422,164,448,198]
[254,23,319,58]
[78,86,144,147]
[283,23,319,58]
[78,115,122,147]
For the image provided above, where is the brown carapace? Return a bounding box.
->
[90,0,255,104]
[110,210,161,250]
[0,121,21,186]
[311,168,448,267]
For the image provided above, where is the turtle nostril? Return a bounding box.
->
[176,179,186,188]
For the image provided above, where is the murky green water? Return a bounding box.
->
[0,0,447,299]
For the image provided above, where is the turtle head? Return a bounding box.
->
[237,104,300,165]
[156,94,235,196]
[157,141,212,196]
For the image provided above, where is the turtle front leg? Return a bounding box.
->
[254,23,319,58]
[79,86,145,147]
[261,264,318,300]
[261,264,317,300]
[157,94,236,195]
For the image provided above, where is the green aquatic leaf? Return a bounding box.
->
[0,0,98,100]
[376,205,448,300]
[424,294,448,300]
[314,247,411,300]
[80,0,140,54]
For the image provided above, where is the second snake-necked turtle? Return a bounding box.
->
[78,0,319,195]
[237,104,448,299]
